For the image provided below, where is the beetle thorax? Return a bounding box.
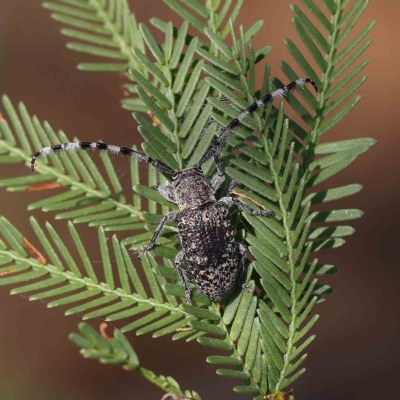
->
[172,168,215,210]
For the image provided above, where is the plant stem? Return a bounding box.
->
[0,139,143,217]
[264,140,300,394]
[89,0,138,70]
[302,0,344,174]
[0,249,188,316]
[209,302,263,396]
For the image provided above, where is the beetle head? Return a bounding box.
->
[172,166,215,209]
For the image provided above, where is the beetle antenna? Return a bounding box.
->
[31,141,175,175]
[198,77,318,168]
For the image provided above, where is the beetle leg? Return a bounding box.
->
[138,211,178,258]
[213,153,224,175]
[235,242,253,294]
[242,283,254,294]
[210,172,225,192]
[211,148,225,191]
[227,179,237,193]
[175,251,192,304]
[157,185,177,204]
[237,242,248,277]
[218,196,274,217]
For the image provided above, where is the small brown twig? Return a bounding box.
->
[27,183,62,191]
[99,322,112,340]
[0,269,15,277]
[232,189,266,209]
[23,237,46,265]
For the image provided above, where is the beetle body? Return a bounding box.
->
[176,196,239,302]
[138,166,264,304]
[30,78,318,304]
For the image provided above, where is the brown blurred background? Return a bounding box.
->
[1,1,399,399]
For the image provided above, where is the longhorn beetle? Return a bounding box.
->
[31,78,318,304]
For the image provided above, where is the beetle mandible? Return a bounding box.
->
[30,78,318,304]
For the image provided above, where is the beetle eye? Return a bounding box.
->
[172,172,178,180]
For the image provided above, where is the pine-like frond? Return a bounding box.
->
[195,1,375,396]
[121,11,274,199]
[43,0,144,73]
[122,0,374,396]
[0,216,210,337]
[0,0,376,398]
[69,322,202,399]
[0,95,175,246]
[278,0,375,160]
